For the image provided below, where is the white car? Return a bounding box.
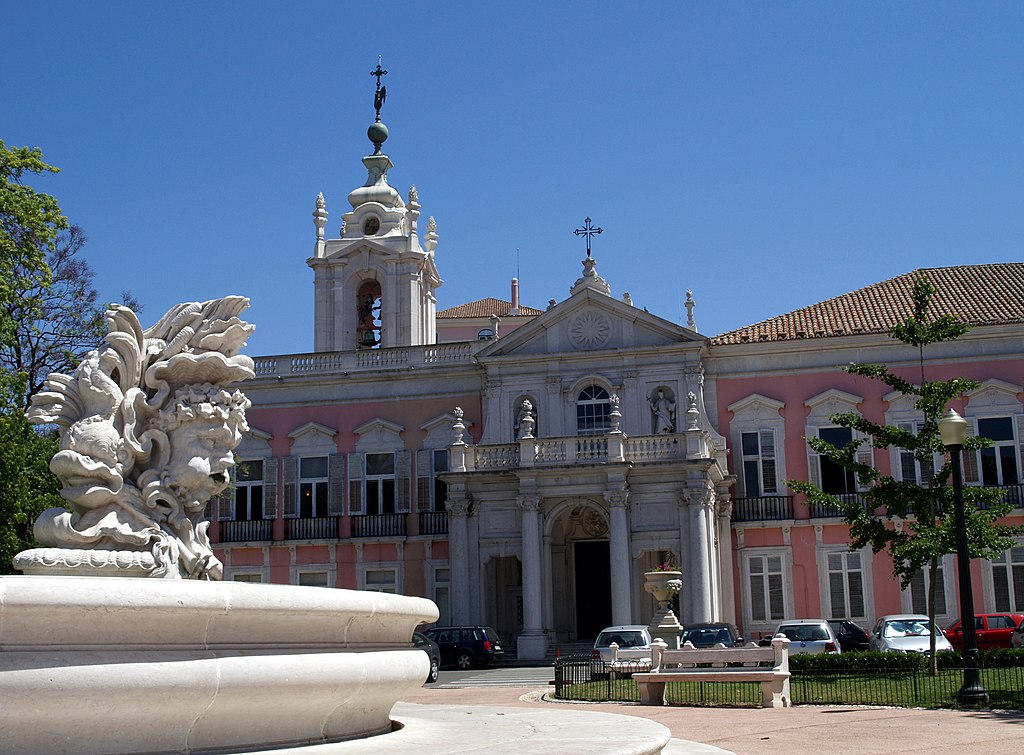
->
[591,625,653,672]
[869,614,953,654]
[771,619,841,655]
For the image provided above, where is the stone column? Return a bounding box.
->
[688,484,714,623]
[716,494,736,626]
[605,487,632,626]
[517,494,547,660]
[445,484,471,625]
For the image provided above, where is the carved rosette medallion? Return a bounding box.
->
[569,311,611,349]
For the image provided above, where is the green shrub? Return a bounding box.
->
[789,651,924,672]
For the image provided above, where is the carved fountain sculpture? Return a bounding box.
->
[0,298,437,754]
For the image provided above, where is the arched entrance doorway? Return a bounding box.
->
[549,501,612,641]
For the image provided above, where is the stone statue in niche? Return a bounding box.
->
[514,398,536,440]
[15,297,255,579]
[650,388,676,434]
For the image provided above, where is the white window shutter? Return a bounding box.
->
[855,429,874,492]
[282,456,298,518]
[347,452,365,515]
[263,457,278,519]
[963,417,980,485]
[806,426,821,488]
[396,450,412,513]
[216,489,232,521]
[416,449,431,512]
[759,429,778,495]
[328,453,345,516]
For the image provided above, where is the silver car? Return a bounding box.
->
[772,619,841,655]
[869,614,953,654]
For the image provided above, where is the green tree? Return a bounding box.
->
[0,140,79,570]
[788,275,1020,671]
[0,372,62,573]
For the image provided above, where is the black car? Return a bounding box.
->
[412,631,441,683]
[829,620,871,652]
[680,622,744,648]
[423,626,505,669]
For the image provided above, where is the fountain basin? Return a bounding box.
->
[0,576,437,753]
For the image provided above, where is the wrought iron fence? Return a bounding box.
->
[285,517,339,540]
[419,511,448,535]
[351,513,407,538]
[732,496,793,522]
[218,519,273,542]
[553,655,1024,709]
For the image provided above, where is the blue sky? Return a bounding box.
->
[4,2,1022,355]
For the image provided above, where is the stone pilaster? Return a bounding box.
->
[605,487,632,626]
[445,484,471,625]
[516,494,547,660]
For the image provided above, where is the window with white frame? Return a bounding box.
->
[576,385,611,435]
[824,551,866,620]
[977,417,1021,487]
[991,544,1024,612]
[741,430,778,497]
[431,450,448,512]
[906,562,947,616]
[746,552,787,624]
[364,568,398,594]
[299,456,329,518]
[895,421,936,485]
[297,571,328,587]
[816,426,858,494]
[233,459,264,520]
[365,452,396,514]
[433,566,451,625]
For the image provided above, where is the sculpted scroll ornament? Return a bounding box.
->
[15,297,255,579]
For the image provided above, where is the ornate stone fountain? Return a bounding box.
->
[0,298,436,753]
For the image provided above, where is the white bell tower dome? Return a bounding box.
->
[308,63,442,352]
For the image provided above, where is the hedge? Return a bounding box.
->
[789,647,1024,673]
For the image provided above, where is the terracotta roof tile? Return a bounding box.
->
[711,263,1024,345]
[437,297,543,319]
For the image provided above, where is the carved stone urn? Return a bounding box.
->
[644,570,683,649]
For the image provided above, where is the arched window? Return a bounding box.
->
[477,328,495,340]
[356,279,382,349]
[576,385,611,435]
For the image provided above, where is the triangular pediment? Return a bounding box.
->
[476,288,702,358]
[319,238,426,264]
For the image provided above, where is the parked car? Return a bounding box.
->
[680,623,744,648]
[1013,617,1024,649]
[769,619,841,655]
[591,625,653,676]
[422,626,505,669]
[869,615,953,654]
[412,631,441,683]
[829,620,871,652]
[946,614,1024,651]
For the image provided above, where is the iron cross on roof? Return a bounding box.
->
[573,217,604,258]
[371,56,387,121]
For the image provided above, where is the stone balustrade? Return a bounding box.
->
[455,432,713,472]
[252,342,476,378]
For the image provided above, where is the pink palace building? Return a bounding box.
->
[209,111,1024,660]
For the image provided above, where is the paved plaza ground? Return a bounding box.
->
[400,681,1024,754]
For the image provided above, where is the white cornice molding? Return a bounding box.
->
[353,417,405,437]
[966,378,1022,400]
[804,388,863,409]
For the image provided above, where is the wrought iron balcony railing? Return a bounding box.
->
[218,519,273,543]
[419,511,449,535]
[285,516,339,540]
[732,496,794,522]
[351,513,407,538]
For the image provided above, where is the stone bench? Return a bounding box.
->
[633,635,791,708]
[596,642,653,678]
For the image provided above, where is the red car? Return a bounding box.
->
[946,613,1024,650]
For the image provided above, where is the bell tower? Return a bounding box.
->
[309,62,442,352]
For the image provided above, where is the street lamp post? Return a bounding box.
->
[938,408,989,705]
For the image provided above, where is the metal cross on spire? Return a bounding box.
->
[573,217,604,258]
[371,56,388,122]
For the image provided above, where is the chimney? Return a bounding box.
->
[510,278,520,316]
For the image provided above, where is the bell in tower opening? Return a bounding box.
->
[357,279,382,349]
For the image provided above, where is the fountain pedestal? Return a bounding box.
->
[0,576,437,754]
